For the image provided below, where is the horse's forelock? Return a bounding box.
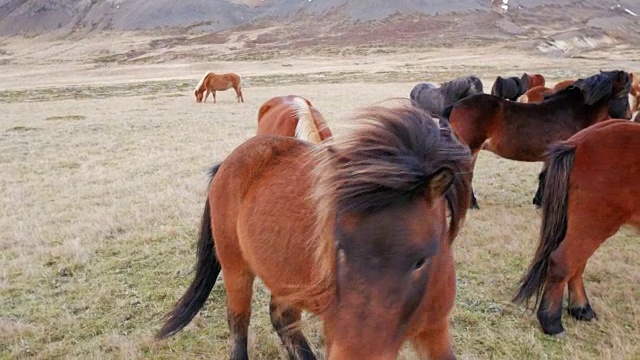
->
[312,103,471,247]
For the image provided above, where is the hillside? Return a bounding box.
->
[0,0,638,64]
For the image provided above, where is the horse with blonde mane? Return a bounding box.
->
[514,120,640,336]
[157,103,472,359]
[194,72,244,103]
[257,95,332,143]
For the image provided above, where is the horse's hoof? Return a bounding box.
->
[568,304,597,321]
[553,331,567,339]
[470,203,480,210]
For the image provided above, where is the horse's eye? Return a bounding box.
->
[413,257,428,270]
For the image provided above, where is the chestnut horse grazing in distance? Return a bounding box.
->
[156,104,472,359]
[194,72,244,103]
[257,95,332,143]
[513,120,640,336]
[444,70,632,208]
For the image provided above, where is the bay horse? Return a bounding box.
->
[513,120,640,336]
[520,73,546,90]
[444,70,632,208]
[156,104,472,359]
[257,95,333,143]
[490,76,526,101]
[410,76,484,117]
[194,72,244,103]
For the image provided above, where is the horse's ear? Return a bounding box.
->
[427,168,455,199]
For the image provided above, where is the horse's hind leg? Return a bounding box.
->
[567,263,597,321]
[224,268,255,360]
[537,202,622,335]
[412,319,456,360]
[469,150,480,209]
[269,297,316,360]
[235,87,244,103]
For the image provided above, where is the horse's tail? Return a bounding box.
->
[293,96,323,144]
[513,143,576,308]
[156,163,223,339]
[491,76,502,96]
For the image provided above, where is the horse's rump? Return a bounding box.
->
[257,95,332,143]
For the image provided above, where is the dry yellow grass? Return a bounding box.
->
[1,39,639,359]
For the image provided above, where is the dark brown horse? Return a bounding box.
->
[513,120,640,336]
[520,73,546,90]
[194,72,244,103]
[444,70,632,208]
[156,104,472,359]
[257,95,332,143]
[491,76,526,101]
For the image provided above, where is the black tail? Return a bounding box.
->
[513,144,575,308]
[156,163,223,339]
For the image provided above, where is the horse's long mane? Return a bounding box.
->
[440,76,483,99]
[551,70,629,105]
[310,102,472,289]
[194,72,211,93]
[291,96,323,144]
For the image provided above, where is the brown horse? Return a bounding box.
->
[552,79,576,92]
[194,72,244,103]
[443,70,632,208]
[630,72,640,113]
[520,73,546,90]
[517,85,554,103]
[513,120,640,336]
[257,95,333,143]
[156,104,472,359]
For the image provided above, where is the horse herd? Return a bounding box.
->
[159,70,640,359]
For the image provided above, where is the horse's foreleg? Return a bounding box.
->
[532,163,549,207]
[269,297,316,360]
[224,269,255,360]
[212,91,217,104]
[412,319,456,360]
[203,90,210,103]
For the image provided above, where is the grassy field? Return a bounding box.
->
[1,50,639,359]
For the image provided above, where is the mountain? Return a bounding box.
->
[0,0,638,49]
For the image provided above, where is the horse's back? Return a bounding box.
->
[210,135,319,296]
[567,120,640,211]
